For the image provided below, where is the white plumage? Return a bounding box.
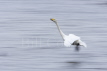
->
[64,34,87,47]
[50,18,87,51]
[64,34,80,47]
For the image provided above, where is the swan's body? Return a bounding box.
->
[50,18,87,51]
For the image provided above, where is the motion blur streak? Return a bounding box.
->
[0,0,107,71]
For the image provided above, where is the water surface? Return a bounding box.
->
[0,0,107,71]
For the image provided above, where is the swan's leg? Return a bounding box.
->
[75,45,80,51]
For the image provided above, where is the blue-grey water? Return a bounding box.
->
[0,0,107,71]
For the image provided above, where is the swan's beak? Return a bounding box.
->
[50,18,55,21]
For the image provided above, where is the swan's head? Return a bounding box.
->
[50,18,57,23]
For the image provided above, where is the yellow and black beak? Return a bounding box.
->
[50,18,56,21]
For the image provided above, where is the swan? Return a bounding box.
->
[50,18,87,51]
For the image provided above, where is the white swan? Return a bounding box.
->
[50,18,87,51]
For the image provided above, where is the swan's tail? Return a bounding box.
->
[79,40,87,48]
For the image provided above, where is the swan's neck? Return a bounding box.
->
[54,21,66,40]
